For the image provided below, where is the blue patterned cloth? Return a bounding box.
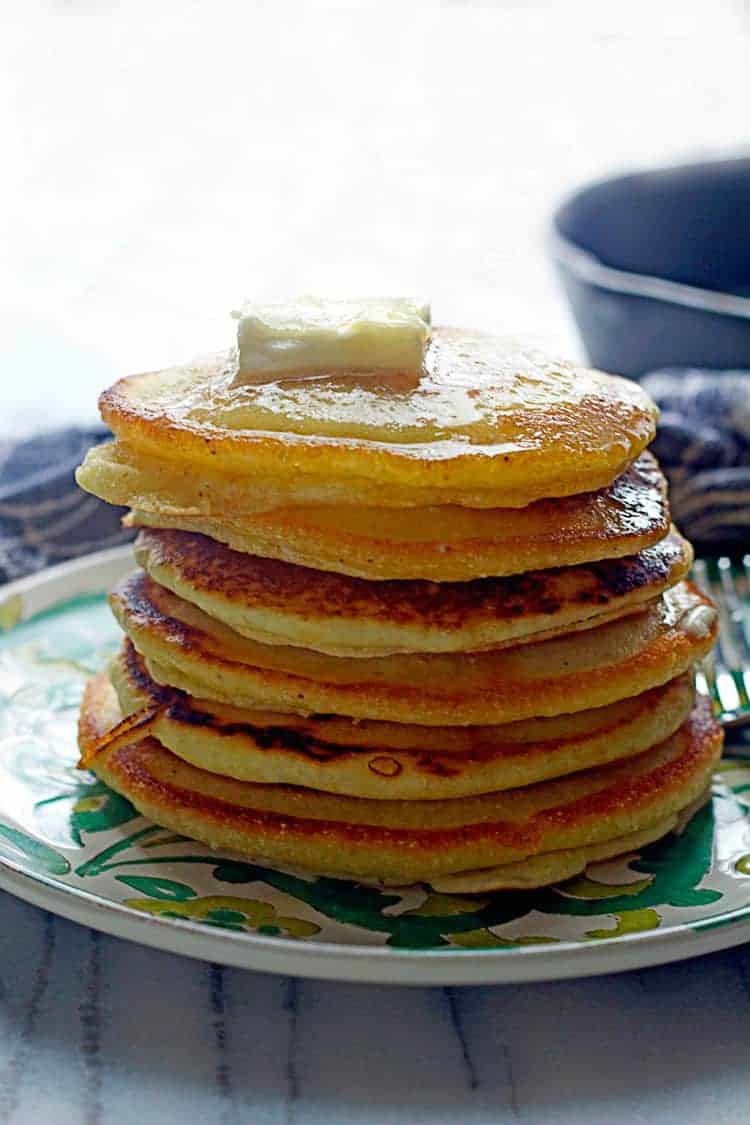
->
[641,369,750,552]
[0,428,133,584]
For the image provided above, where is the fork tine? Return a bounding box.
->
[691,556,710,604]
[692,557,745,716]
[691,559,722,710]
[717,557,750,703]
[691,557,708,596]
[694,664,711,700]
[712,565,746,713]
[742,554,750,642]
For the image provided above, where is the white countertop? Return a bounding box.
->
[2,3,750,1122]
[2,890,750,1125]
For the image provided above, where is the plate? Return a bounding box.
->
[1,547,749,986]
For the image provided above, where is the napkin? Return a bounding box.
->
[0,428,132,585]
[641,368,750,554]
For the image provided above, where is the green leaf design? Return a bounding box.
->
[123,893,321,939]
[0,822,70,875]
[34,782,138,847]
[402,892,490,917]
[116,875,197,901]
[70,786,137,842]
[534,803,722,921]
[76,826,164,876]
[211,861,534,949]
[584,908,660,940]
[209,908,247,924]
[620,804,722,909]
[560,874,653,900]
[0,594,23,633]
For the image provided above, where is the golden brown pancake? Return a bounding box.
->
[110,571,717,725]
[133,525,691,657]
[83,329,657,510]
[80,673,722,889]
[429,794,711,892]
[111,641,696,798]
[124,452,671,582]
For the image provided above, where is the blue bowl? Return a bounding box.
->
[550,156,750,378]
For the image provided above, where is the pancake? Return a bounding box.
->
[110,571,718,725]
[429,794,710,892]
[79,673,722,889]
[133,525,692,657]
[87,329,657,510]
[110,640,696,798]
[124,452,671,582]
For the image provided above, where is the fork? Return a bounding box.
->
[692,556,750,733]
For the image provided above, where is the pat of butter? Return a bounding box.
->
[231,296,431,384]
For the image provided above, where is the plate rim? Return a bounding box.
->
[3,852,750,985]
[2,545,750,986]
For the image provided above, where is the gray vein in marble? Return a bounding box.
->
[79,929,103,1125]
[208,963,236,1125]
[0,913,55,1123]
[283,978,300,1124]
[456,987,521,1120]
[499,1039,519,1121]
[444,987,480,1091]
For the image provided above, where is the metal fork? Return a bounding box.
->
[692,555,750,733]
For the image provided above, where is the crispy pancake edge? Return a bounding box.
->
[122,451,670,580]
[110,572,718,724]
[111,641,696,798]
[132,525,692,656]
[80,675,722,884]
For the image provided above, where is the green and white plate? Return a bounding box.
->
[1,547,749,985]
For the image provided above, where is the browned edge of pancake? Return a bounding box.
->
[80,673,723,882]
[111,639,697,798]
[131,523,692,656]
[97,330,658,508]
[110,571,718,725]
[121,451,671,581]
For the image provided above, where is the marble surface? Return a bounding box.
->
[3,2,750,1122]
[3,890,750,1124]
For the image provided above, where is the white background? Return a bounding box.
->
[2,0,750,433]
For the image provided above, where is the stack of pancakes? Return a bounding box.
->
[76,328,722,891]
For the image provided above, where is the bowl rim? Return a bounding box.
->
[549,160,750,322]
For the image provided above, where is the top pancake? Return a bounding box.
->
[94,329,657,509]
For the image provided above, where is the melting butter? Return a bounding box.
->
[231,296,430,385]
